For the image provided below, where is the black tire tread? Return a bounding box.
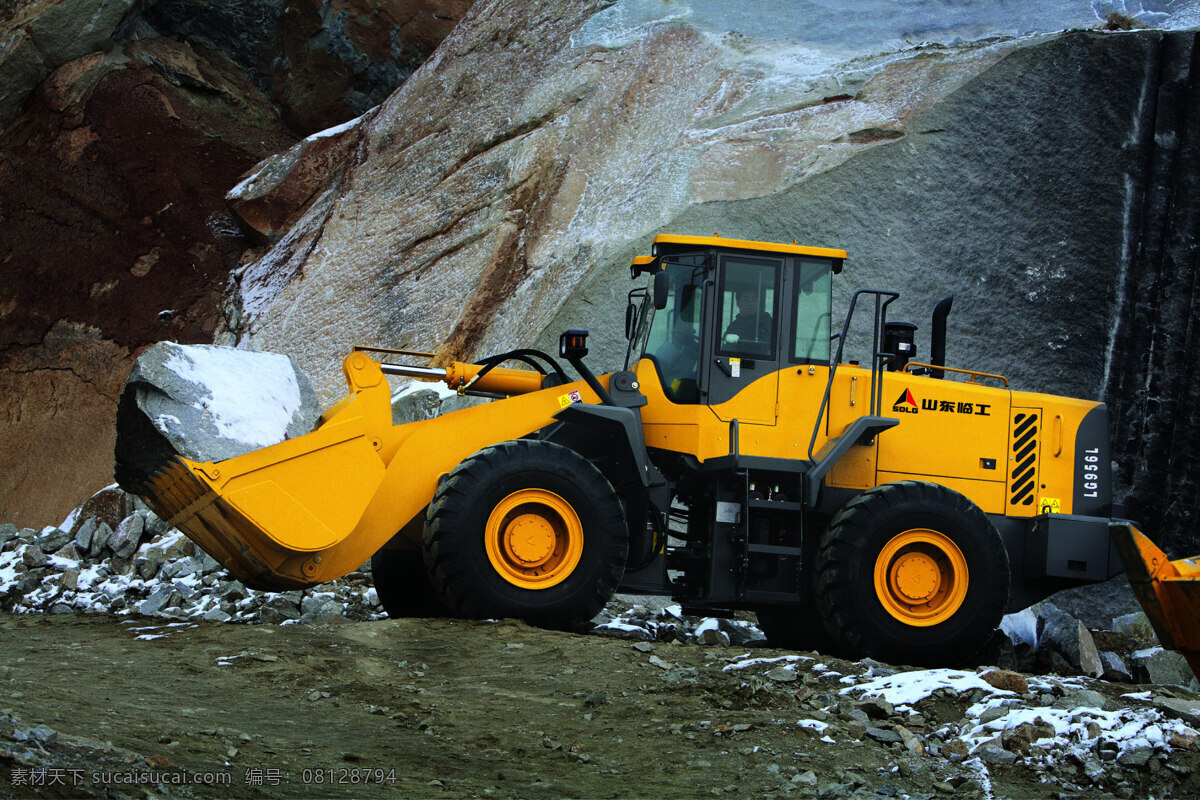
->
[815,481,1009,666]
[424,440,628,631]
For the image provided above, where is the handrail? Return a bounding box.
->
[807,289,900,463]
[904,361,1009,386]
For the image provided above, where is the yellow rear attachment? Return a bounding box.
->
[1111,522,1200,679]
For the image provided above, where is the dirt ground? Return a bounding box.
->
[0,613,1188,800]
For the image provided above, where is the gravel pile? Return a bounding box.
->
[0,488,379,625]
[706,653,1200,796]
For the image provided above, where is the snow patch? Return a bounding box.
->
[306,112,368,141]
[840,668,1015,711]
[163,346,304,449]
[723,655,810,672]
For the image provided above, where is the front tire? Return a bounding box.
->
[424,440,628,631]
[814,481,1009,666]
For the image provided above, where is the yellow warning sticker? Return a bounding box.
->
[557,390,583,409]
[1038,496,1062,515]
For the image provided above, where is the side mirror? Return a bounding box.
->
[653,271,669,310]
[625,303,637,340]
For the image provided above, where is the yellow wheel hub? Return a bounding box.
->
[874,528,968,626]
[485,489,583,589]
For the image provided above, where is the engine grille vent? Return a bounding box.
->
[1010,412,1039,506]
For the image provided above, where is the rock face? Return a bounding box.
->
[1102,32,1200,553]
[0,0,140,130]
[224,2,1200,553]
[129,0,473,134]
[114,343,321,495]
[0,0,468,528]
[1,0,473,134]
[0,35,296,527]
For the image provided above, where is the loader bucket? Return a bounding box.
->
[1110,522,1200,681]
[141,422,388,590]
[144,457,285,589]
[117,349,403,590]
[120,349,594,591]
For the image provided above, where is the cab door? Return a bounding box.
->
[705,253,783,424]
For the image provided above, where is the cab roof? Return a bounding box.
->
[651,233,847,261]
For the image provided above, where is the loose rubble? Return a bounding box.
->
[4,484,1200,797]
[3,486,1197,686]
[0,495,373,627]
[0,485,764,644]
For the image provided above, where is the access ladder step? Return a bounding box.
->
[746,543,804,556]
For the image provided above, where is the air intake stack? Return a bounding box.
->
[930,296,953,379]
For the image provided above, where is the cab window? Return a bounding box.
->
[717,256,780,358]
[636,259,706,403]
[791,258,833,364]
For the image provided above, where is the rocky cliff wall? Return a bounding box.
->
[225,3,1199,551]
[0,36,296,527]
[1103,32,1200,553]
[0,0,468,527]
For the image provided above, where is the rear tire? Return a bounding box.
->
[815,481,1009,666]
[424,440,628,631]
[370,548,448,618]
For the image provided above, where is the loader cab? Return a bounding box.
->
[627,235,844,408]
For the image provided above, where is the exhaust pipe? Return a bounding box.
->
[930,296,953,379]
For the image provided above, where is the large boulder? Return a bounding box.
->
[114,343,321,495]
[1037,602,1104,678]
[1044,577,1142,631]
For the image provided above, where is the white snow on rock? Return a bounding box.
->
[120,342,322,466]
[306,112,369,141]
[839,668,1016,711]
[1001,607,1039,648]
[961,698,1199,763]
[724,654,811,672]
[161,345,305,451]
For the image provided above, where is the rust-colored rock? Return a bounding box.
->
[978,668,1029,695]
[227,114,369,242]
[0,36,296,527]
[0,36,296,351]
[63,484,142,535]
[0,323,132,530]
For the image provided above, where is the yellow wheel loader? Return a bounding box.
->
[116,234,1200,671]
